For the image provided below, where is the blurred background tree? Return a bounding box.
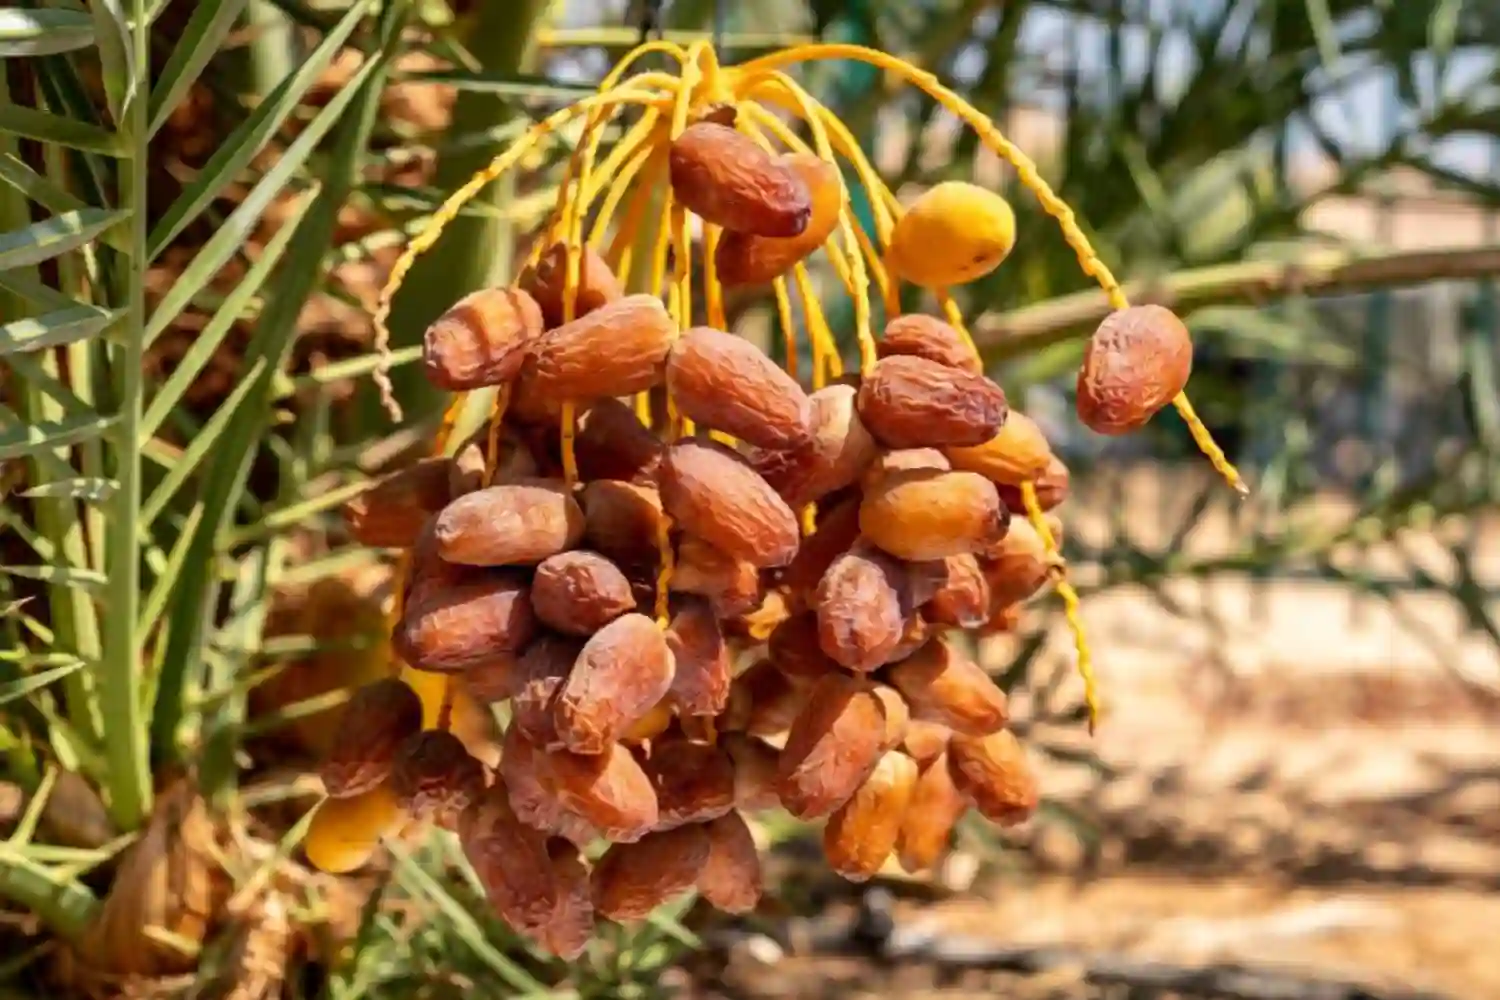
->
[1,0,1497,997]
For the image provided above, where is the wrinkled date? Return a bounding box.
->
[669,123,812,237]
[534,739,661,842]
[883,637,1009,737]
[660,438,800,569]
[434,482,584,567]
[698,810,764,912]
[947,730,1039,826]
[715,153,842,286]
[638,738,737,829]
[876,314,982,375]
[531,294,676,401]
[394,571,535,672]
[814,544,909,672]
[666,327,813,450]
[320,678,424,797]
[553,613,676,754]
[422,287,544,391]
[775,674,890,819]
[390,729,486,828]
[665,598,733,717]
[750,383,878,508]
[857,355,1008,450]
[1076,304,1192,435]
[592,824,712,923]
[529,550,636,635]
[460,782,559,936]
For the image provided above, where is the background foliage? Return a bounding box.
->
[1,0,1496,996]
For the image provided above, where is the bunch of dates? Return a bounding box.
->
[312,120,1187,959]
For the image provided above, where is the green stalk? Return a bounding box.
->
[0,848,98,945]
[241,0,300,98]
[97,1,155,831]
[377,0,548,422]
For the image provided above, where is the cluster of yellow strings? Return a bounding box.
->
[371,38,1248,734]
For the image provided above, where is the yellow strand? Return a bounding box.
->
[605,149,668,286]
[1021,480,1098,734]
[937,291,979,360]
[740,73,898,242]
[734,102,858,299]
[704,223,727,331]
[484,383,512,479]
[372,86,673,421]
[792,262,839,386]
[532,71,682,271]
[589,128,661,246]
[581,112,662,221]
[772,275,798,382]
[737,44,1243,491]
[644,42,711,627]
[740,76,875,374]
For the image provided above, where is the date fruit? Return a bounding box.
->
[856,355,1007,449]
[553,613,676,754]
[535,740,661,842]
[749,383,877,507]
[592,825,712,923]
[344,457,454,549]
[877,313,982,374]
[460,782,559,936]
[665,598,733,717]
[422,287,544,390]
[884,638,1009,737]
[519,242,624,328]
[766,611,839,683]
[434,482,584,567]
[319,678,424,798]
[814,544,908,672]
[669,123,812,237]
[947,730,1039,826]
[638,738,736,829]
[715,153,842,286]
[581,480,667,571]
[698,811,764,912]
[667,327,812,449]
[531,294,675,400]
[660,439,799,568]
[390,730,485,828]
[394,571,535,672]
[574,397,665,485]
[823,750,918,882]
[530,550,636,635]
[775,674,888,819]
[1076,304,1192,435]
[897,751,968,872]
[671,535,762,618]
[945,410,1054,486]
[860,469,1010,562]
